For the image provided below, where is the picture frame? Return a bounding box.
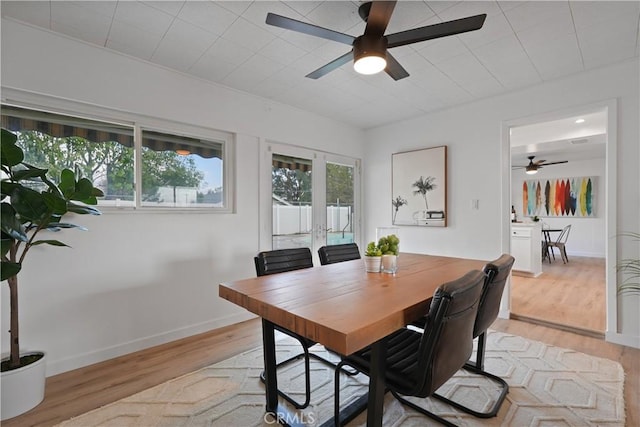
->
[522,176,596,218]
[392,145,447,227]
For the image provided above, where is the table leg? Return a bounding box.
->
[366,338,388,427]
[262,319,279,412]
[262,319,306,427]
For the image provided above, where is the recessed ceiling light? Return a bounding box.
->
[575,118,585,124]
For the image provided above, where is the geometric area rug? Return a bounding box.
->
[56,330,625,426]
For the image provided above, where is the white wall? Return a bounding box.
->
[511,158,606,257]
[364,59,639,344]
[0,19,365,375]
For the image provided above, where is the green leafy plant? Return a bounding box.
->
[617,232,640,294]
[1,128,104,371]
[377,234,400,256]
[365,241,382,257]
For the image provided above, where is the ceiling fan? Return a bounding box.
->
[512,156,569,175]
[265,1,486,80]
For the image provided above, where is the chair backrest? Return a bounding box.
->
[413,269,485,397]
[475,254,515,338]
[555,224,571,244]
[318,243,361,265]
[254,248,313,277]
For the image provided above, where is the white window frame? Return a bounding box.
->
[1,88,235,213]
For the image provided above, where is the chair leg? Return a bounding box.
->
[434,333,508,418]
[391,391,458,427]
[259,345,351,409]
[432,366,508,418]
[470,333,486,371]
[260,348,312,409]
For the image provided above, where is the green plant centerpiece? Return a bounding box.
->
[364,241,382,272]
[1,128,103,373]
[365,241,382,257]
[377,234,400,274]
[377,234,400,256]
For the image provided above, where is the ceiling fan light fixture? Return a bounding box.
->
[353,36,387,75]
[525,166,538,175]
[354,55,386,74]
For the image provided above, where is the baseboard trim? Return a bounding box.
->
[510,313,605,339]
[46,312,256,376]
[606,331,640,349]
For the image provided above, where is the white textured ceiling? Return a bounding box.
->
[510,110,607,165]
[2,1,639,131]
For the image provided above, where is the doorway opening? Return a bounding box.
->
[502,101,617,338]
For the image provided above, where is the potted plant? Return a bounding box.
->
[1,129,103,420]
[378,234,400,273]
[364,241,382,272]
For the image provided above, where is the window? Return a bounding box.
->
[1,105,232,210]
[140,129,224,208]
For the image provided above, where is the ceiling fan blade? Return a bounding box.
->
[533,159,546,165]
[266,13,355,45]
[364,1,397,37]
[305,51,354,79]
[386,14,487,48]
[540,160,569,166]
[385,52,409,80]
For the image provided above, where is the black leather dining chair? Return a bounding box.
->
[254,247,338,409]
[432,254,515,418]
[333,269,485,426]
[318,243,361,265]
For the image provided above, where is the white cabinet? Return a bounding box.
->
[511,223,542,277]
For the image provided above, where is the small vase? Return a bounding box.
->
[364,256,381,273]
[381,254,398,274]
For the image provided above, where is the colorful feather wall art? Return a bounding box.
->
[523,177,595,217]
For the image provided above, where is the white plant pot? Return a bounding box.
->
[1,352,46,420]
[364,256,381,272]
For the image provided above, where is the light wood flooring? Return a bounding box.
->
[511,255,605,335]
[4,316,637,427]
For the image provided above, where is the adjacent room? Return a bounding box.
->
[1,1,638,426]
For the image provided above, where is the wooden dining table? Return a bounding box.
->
[219,253,486,427]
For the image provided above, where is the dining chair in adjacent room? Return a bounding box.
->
[547,224,571,263]
[254,247,338,409]
[333,269,485,426]
[318,243,361,265]
[432,254,515,418]
[542,227,552,263]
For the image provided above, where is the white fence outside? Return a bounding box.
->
[273,205,353,235]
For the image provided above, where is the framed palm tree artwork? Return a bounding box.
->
[392,146,447,227]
